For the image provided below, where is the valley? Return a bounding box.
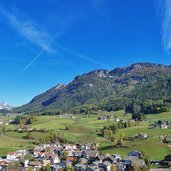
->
[1,110,171,161]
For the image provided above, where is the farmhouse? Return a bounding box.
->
[161,153,171,166]
[97,116,107,121]
[0,120,4,124]
[128,151,142,159]
[153,120,170,129]
[135,133,147,139]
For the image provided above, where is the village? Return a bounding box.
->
[0,142,146,171]
[0,141,171,171]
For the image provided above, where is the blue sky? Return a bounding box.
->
[0,0,171,106]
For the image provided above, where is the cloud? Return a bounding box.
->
[20,31,61,74]
[0,6,55,53]
[158,0,171,51]
[57,45,111,69]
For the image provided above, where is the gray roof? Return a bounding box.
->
[75,164,86,169]
[93,161,101,166]
[106,156,116,162]
[96,155,106,160]
[88,165,100,171]
[82,150,99,157]
[102,161,112,167]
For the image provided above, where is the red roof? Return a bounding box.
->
[66,156,76,161]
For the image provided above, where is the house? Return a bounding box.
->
[75,164,86,171]
[106,115,113,120]
[81,143,92,150]
[50,154,60,164]
[64,160,73,167]
[24,160,29,167]
[95,155,106,162]
[81,158,88,164]
[97,116,107,121]
[111,154,121,162]
[166,121,171,125]
[6,152,18,161]
[116,118,120,122]
[28,161,42,169]
[92,161,101,167]
[16,150,27,156]
[0,159,8,168]
[64,144,77,150]
[88,165,100,171]
[121,159,132,167]
[58,161,67,169]
[81,150,99,159]
[125,156,146,168]
[128,151,141,159]
[52,162,66,171]
[117,162,126,171]
[99,161,112,171]
[56,115,62,118]
[73,151,82,157]
[136,133,147,139]
[161,153,171,166]
[153,121,168,129]
[120,119,127,123]
[42,159,50,167]
[152,124,159,129]
[52,164,63,171]
[63,114,75,119]
[160,123,168,129]
[105,156,116,163]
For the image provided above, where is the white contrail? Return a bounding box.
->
[0,6,55,53]
[158,0,171,51]
[57,45,111,69]
[21,32,60,74]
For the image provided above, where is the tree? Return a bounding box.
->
[71,166,75,171]
[110,163,117,171]
[65,122,69,130]
[111,124,117,134]
[66,165,71,171]
[25,153,33,160]
[45,163,51,171]
[27,167,34,171]
[120,133,126,141]
[62,151,68,159]
[25,132,33,139]
[141,151,150,166]
[117,138,124,147]
[114,138,118,145]
[2,126,6,133]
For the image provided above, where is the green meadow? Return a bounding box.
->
[0,110,171,160]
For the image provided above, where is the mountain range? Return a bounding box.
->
[0,102,13,111]
[15,62,171,114]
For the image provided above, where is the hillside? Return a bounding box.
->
[15,62,171,114]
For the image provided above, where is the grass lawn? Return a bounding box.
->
[0,135,33,156]
[100,137,170,160]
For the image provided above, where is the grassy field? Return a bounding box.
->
[0,110,171,160]
[0,135,33,156]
